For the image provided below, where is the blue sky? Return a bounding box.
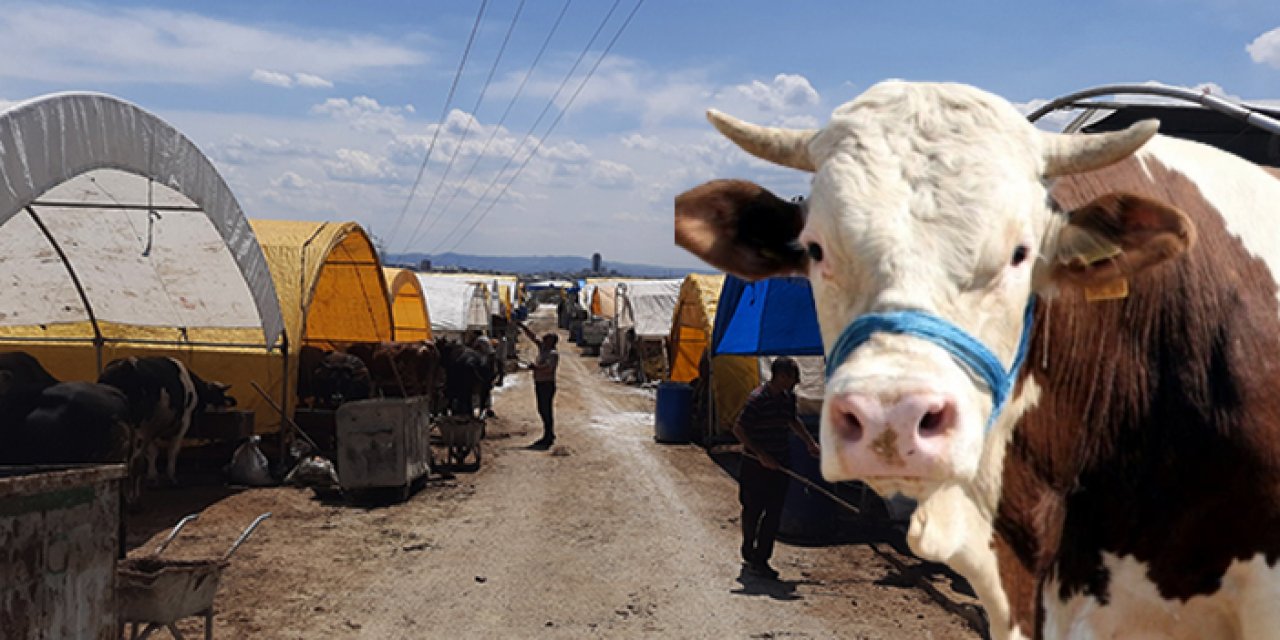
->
[2,1,1278,268]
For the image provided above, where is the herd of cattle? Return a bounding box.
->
[0,336,503,501]
[677,80,1280,639]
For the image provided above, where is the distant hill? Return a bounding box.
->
[385,252,713,279]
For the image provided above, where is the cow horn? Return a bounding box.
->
[707,109,817,172]
[1041,119,1160,177]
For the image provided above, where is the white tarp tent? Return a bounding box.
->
[416,274,491,336]
[0,92,283,349]
[615,279,682,339]
[0,92,288,430]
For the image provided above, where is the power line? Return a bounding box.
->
[426,0,629,254]
[398,0,525,254]
[440,0,646,254]
[388,0,489,250]
[403,0,574,251]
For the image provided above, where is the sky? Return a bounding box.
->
[2,0,1279,269]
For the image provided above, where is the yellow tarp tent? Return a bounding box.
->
[666,274,760,435]
[383,267,432,341]
[0,93,288,434]
[251,219,393,428]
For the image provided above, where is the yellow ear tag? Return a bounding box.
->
[1084,278,1129,302]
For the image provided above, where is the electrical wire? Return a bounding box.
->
[399,0,526,254]
[438,0,645,254]
[403,0,574,252]
[425,0,629,255]
[388,0,489,250]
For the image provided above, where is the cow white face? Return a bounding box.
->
[676,81,1192,498]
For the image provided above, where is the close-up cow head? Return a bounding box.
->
[676,81,1193,498]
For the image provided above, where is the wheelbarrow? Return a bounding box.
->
[433,415,484,469]
[117,512,271,640]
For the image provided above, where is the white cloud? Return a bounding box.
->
[270,171,312,190]
[1248,27,1280,69]
[324,149,397,183]
[251,69,336,90]
[590,160,636,189]
[294,73,334,89]
[729,73,820,112]
[621,133,661,150]
[312,96,411,133]
[207,134,318,165]
[0,2,424,85]
[250,69,293,88]
[539,140,592,164]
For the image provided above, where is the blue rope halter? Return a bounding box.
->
[824,299,1037,431]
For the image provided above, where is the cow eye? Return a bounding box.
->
[1011,244,1029,266]
[806,242,824,262]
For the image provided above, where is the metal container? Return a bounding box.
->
[1,464,126,639]
[336,396,432,496]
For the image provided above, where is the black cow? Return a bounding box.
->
[296,346,372,409]
[0,351,61,427]
[98,356,235,486]
[0,352,130,471]
[436,339,494,418]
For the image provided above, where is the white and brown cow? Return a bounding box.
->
[675,81,1280,639]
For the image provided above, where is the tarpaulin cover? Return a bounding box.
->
[432,273,517,319]
[666,274,761,435]
[383,268,431,342]
[250,219,392,350]
[614,279,681,338]
[711,276,824,357]
[416,275,491,334]
[0,93,289,434]
[0,92,283,345]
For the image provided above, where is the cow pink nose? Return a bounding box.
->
[827,391,958,471]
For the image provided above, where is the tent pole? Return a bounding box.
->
[279,331,292,468]
[26,206,105,372]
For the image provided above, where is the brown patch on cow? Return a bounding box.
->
[869,429,905,467]
[995,155,1280,627]
[674,179,807,279]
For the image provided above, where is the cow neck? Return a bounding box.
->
[825,300,1037,431]
[1004,153,1280,608]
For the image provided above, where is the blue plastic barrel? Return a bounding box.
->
[779,418,837,542]
[654,382,694,443]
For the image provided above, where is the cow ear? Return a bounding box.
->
[1047,193,1194,290]
[675,179,807,279]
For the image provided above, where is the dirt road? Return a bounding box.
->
[129,310,981,639]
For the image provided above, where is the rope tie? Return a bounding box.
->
[825,299,1037,431]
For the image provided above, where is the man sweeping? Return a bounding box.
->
[733,356,819,579]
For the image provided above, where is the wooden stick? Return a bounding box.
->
[249,381,321,452]
[740,451,863,514]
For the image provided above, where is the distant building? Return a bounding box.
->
[592,252,602,273]
[419,259,432,272]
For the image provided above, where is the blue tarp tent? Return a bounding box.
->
[711,276,824,356]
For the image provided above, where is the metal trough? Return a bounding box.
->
[1,464,126,639]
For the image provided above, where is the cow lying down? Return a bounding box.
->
[676,80,1280,639]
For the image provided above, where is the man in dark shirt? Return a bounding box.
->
[733,356,820,579]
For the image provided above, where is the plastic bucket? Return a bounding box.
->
[654,382,694,443]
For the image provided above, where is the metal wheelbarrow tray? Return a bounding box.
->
[434,415,485,469]
[117,513,270,640]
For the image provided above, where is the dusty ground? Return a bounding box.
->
[125,309,983,639]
